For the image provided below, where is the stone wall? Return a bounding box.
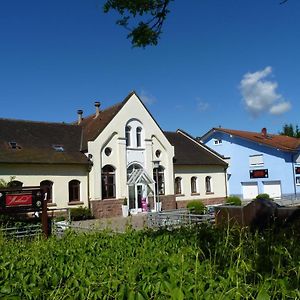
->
[148,195,176,211]
[176,197,226,209]
[90,199,123,219]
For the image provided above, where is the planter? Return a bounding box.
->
[122,205,129,217]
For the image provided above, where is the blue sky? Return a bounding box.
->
[1,0,300,137]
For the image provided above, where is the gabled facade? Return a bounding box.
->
[0,92,229,217]
[201,127,300,199]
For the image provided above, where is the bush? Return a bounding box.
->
[256,193,273,201]
[70,207,93,221]
[187,200,206,214]
[226,196,242,206]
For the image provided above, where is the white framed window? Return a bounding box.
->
[249,154,264,167]
[191,177,197,194]
[205,176,213,193]
[125,126,131,147]
[296,177,300,185]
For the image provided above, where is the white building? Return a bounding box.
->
[0,92,228,217]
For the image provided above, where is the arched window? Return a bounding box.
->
[40,180,53,203]
[136,127,142,147]
[205,176,212,193]
[69,180,80,202]
[102,165,116,199]
[153,166,165,195]
[191,177,197,194]
[125,126,131,147]
[175,177,182,195]
[7,180,23,189]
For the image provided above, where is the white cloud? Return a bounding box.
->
[239,66,291,117]
[269,101,291,115]
[140,89,156,105]
[197,101,209,112]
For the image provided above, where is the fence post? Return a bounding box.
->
[41,193,48,238]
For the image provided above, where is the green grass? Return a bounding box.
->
[1,224,300,299]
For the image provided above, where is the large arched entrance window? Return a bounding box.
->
[102,165,116,199]
[69,180,80,202]
[40,180,53,203]
[153,166,165,195]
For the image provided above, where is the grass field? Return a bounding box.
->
[0,224,300,299]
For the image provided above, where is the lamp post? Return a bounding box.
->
[152,160,161,212]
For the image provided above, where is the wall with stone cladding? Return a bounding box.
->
[91,199,123,218]
[148,195,176,211]
[176,197,226,209]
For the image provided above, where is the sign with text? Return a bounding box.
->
[250,169,268,179]
[0,188,43,211]
[5,193,33,207]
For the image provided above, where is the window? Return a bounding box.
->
[296,177,300,185]
[155,150,161,158]
[40,180,53,203]
[69,180,80,202]
[191,177,197,194]
[52,145,64,152]
[7,180,23,189]
[153,166,165,195]
[8,141,21,150]
[136,127,142,147]
[205,176,212,193]
[102,165,116,199]
[175,177,182,195]
[104,147,112,156]
[125,126,131,147]
[249,154,264,166]
[214,139,222,145]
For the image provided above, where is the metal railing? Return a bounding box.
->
[147,209,214,229]
[0,224,42,239]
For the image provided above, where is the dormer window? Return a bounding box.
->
[9,141,20,150]
[52,145,64,152]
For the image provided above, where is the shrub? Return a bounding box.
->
[256,193,273,201]
[70,206,93,221]
[226,196,242,206]
[187,200,206,214]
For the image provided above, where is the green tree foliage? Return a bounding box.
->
[103,0,172,47]
[279,123,300,138]
[103,0,289,47]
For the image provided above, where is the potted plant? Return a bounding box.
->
[122,197,129,217]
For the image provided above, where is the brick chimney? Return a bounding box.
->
[261,127,267,137]
[94,101,101,118]
[77,109,83,125]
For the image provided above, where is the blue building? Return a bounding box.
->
[201,127,300,200]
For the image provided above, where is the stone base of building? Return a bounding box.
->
[90,199,124,219]
[147,195,176,211]
[176,197,226,209]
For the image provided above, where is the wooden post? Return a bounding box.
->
[41,192,48,238]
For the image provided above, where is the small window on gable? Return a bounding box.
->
[52,145,64,152]
[9,141,21,150]
[125,126,131,147]
[214,139,222,145]
[136,127,142,147]
[249,154,264,167]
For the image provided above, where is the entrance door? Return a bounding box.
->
[241,182,258,199]
[263,181,281,199]
[129,184,144,213]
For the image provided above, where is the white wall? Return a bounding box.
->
[87,93,175,200]
[174,165,227,202]
[0,163,89,208]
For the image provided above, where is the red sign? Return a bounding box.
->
[5,194,32,207]
[250,169,268,179]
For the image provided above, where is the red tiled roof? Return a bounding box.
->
[209,128,300,152]
[78,92,134,151]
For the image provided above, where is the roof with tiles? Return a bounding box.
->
[0,118,90,165]
[164,130,227,166]
[202,127,300,152]
[78,92,133,151]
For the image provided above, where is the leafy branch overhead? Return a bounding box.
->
[103,0,172,47]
